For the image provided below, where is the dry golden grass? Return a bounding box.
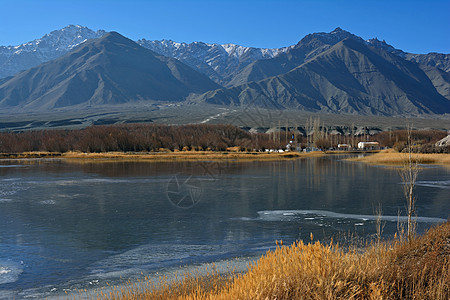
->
[0,151,62,159]
[95,222,449,300]
[89,268,232,300]
[0,150,324,163]
[349,149,450,166]
[61,150,324,162]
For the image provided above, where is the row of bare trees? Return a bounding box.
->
[301,117,447,151]
[0,122,447,153]
[374,129,447,151]
[0,124,282,153]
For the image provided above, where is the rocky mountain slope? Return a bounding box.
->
[0,32,219,111]
[367,38,450,72]
[189,38,450,116]
[0,25,105,79]
[137,39,290,85]
[227,28,363,86]
[228,28,450,88]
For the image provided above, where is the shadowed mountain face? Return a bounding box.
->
[190,39,450,116]
[226,28,450,100]
[227,28,364,87]
[0,32,220,111]
[406,53,450,73]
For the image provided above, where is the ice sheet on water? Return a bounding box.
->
[1,178,22,181]
[0,290,15,300]
[89,242,251,283]
[416,180,450,189]
[39,200,56,205]
[237,210,447,224]
[0,165,26,168]
[0,262,23,285]
[42,178,132,186]
[0,180,29,199]
[58,256,255,300]
[23,177,169,186]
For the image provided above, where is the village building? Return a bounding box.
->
[357,141,380,150]
[337,143,351,150]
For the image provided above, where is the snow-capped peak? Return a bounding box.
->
[137,38,291,84]
[0,25,106,78]
[331,27,345,33]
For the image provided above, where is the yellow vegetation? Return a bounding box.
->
[0,150,324,162]
[95,222,449,300]
[0,151,62,159]
[348,149,450,166]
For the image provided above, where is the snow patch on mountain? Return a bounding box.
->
[137,39,291,84]
[0,25,106,78]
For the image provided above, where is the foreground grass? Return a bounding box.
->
[349,149,450,166]
[95,222,449,300]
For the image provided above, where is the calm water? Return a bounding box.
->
[0,156,448,299]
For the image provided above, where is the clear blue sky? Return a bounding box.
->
[0,0,449,54]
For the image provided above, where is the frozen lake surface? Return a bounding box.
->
[0,156,448,299]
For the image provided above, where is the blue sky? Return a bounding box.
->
[0,0,449,54]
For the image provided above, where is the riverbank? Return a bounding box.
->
[0,150,325,162]
[96,222,449,299]
[348,149,450,166]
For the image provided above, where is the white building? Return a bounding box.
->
[357,141,380,150]
[337,143,351,149]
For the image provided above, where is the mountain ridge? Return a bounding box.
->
[1,25,449,83]
[188,38,450,116]
[0,32,219,111]
[137,39,291,85]
[0,25,106,79]
[0,25,291,83]
[227,28,450,87]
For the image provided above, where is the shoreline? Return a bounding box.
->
[0,150,326,162]
[347,149,450,166]
[2,149,448,166]
[44,255,258,300]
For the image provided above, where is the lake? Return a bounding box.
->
[0,156,448,299]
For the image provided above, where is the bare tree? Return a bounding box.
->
[304,117,312,147]
[398,123,419,242]
[375,202,385,244]
[351,123,355,148]
[313,117,321,148]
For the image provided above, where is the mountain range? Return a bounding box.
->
[190,38,449,115]
[0,25,449,116]
[0,32,219,110]
[0,25,291,83]
[137,39,291,86]
[1,25,449,84]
